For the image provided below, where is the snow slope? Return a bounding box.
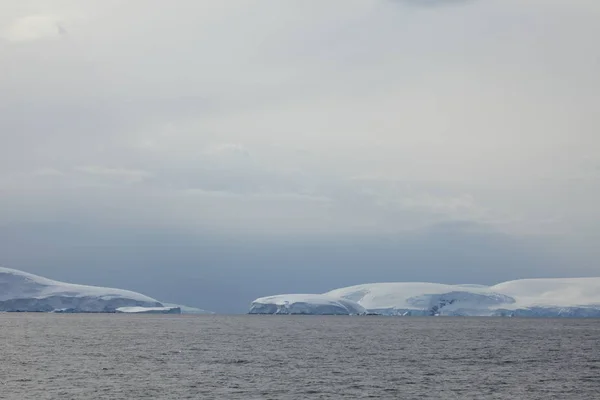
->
[0,267,162,312]
[325,278,600,317]
[249,294,366,315]
[491,278,600,308]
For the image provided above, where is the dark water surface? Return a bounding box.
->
[1,314,599,399]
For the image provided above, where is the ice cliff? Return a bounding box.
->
[249,294,366,315]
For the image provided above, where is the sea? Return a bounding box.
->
[1,314,599,399]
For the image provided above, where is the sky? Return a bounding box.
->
[1,0,599,313]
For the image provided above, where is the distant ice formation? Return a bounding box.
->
[162,303,214,315]
[325,278,600,317]
[0,267,209,314]
[251,278,600,317]
[116,306,181,314]
[249,294,366,315]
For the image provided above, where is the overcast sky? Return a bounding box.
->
[1,0,599,313]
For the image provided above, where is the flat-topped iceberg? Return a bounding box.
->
[0,267,208,314]
[325,278,600,317]
[162,303,214,315]
[116,306,181,314]
[249,294,366,315]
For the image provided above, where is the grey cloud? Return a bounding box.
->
[393,0,476,7]
[1,14,66,42]
[56,23,67,36]
[75,166,153,184]
[1,0,599,311]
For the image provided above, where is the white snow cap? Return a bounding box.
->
[325,278,600,315]
[0,267,212,314]
[250,277,600,316]
[0,266,159,303]
[0,267,158,303]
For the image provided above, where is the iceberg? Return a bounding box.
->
[116,306,181,314]
[0,267,206,313]
[162,303,214,315]
[325,278,600,317]
[249,294,366,315]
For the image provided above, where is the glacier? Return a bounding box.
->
[325,278,600,317]
[0,267,206,314]
[250,278,600,317]
[249,294,366,315]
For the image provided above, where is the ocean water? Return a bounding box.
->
[1,314,599,399]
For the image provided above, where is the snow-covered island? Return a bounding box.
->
[0,267,211,314]
[251,278,600,317]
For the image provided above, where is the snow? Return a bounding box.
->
[249,294,366,315]
[0,267,212,314]
[325,282,512,316]
[491,278,600,308]
[0,267,158,303]
[325,278,600,317]
[0,267,160,312]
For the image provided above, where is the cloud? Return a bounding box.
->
[393,0,475,7]
[0,0,598,288]
[74,166,152,184]
[56,23,67,36]
[202,143,250,157]
[1,14,66,42]
[32,168,64,177]
[181,188,332,203]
